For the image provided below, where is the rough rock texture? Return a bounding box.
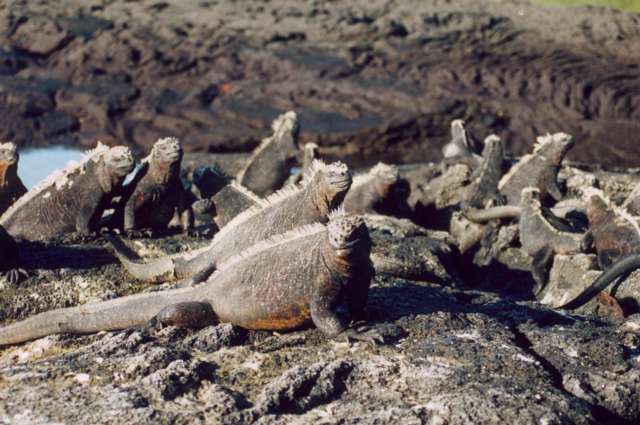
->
[2,0,640,167]
[1,209,639,424]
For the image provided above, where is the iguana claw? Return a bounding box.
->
[5,268,28,285]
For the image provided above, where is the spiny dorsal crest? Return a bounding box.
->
[0,142,117,222]
[215,222,325,273]
[533,132,572,154]
[228,181,262,203]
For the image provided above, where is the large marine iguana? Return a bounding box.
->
[0,211,381,346]
[116,137,192,236]
[560,189,640,309]
[343,163,408,215]
[108,160,352,283]
[0,142,27,216]
[237,111,299,196]
[0,143,135,241]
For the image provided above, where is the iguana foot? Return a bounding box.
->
[336,324,384,345]
[5,268,28,285]
[125,228,154,239]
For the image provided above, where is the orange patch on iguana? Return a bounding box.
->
[595,292,625,319]
[0,162,10,186]
[245,304,311,331]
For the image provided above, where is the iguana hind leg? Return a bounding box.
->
[145,302,218,331]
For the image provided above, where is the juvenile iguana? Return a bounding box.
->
[0,143,135,241]
[116,137,193,235]
[237,111,299,196]
[0,142,27,216]
[560,189,640,309]
[108,160,352,283]
[0,211,381,346]
[497,132,573,206]
[343,163,405,215]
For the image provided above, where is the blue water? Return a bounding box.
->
[18,146,85,189]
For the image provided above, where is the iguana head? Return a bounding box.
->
[317,160,352,209]
[327,210,370,258]
[582,187,610,225]
[370,162,399,197]
[0,142,18,165]
[520,186,542,207]
[272,110,300,150]
[533,132,574,165]
[105,146,135,179]
[192,165,229,198]
[151,137,183,164]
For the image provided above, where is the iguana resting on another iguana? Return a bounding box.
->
[0,143,135,241]
[0,142,27,216]
[0,211,380,346]
[116,137,193,236]
[560,188,640,309]
[237,111,299,197]
[108,160,352,284]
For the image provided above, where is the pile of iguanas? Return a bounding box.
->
[1,113,639,348]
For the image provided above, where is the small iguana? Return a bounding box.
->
[461,134,504,209]
[497,132,573,206]
[0,142,27,216]
[237,111,299,196]
[107,160,352,283]
[0,224,26,284]
[116,137,193,236]
[342,163,407,215]
[0,211,381,346]
[0,143,135,241]
[560,189,640,309]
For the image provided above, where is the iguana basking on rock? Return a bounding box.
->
[0,143,135,241]
[0,224,26,284]
[343,163,406,215]
[497,132,573,206]
[107,160,352,283]
[0,142,27,216]
[461,134,504,209]
[116,137,193,236]
[237,111,299,197]
[518,187,585,292]
[560,189,640,309]
[0,211,381,346]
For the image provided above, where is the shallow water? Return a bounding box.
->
[536,0,640,12]
[18,145,84,189]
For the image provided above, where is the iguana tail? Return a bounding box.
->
[0,287,197,346]
[560,254,640,310]
[105,234,192,283]
[464,206,522,223]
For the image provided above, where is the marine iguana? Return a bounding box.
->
[497,132,573,206]
[0,224,26,284]
[560,189,640,309]
[0,142,27,216]
[0,211,381,346]
[237,111,299,196]
[116,137,192,236]
[518,187,584,292]
[286,142,319,186]
[441,119,483,169]
[0,143,135,241]
[462,134,504,209]
[342,163,404,215]
[108,160,352,283]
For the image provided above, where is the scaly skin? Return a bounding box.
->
[0,212,380,346]
[108,160,352,283]
[343,163,405,215]
[519,187,584,293]
[0,143,134,241]
[463,135,504,208]
[117,137,192,234]
[212,182,261,228]
[237,111,299,196]
[0,142,27,216]
[498,132,573,205]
